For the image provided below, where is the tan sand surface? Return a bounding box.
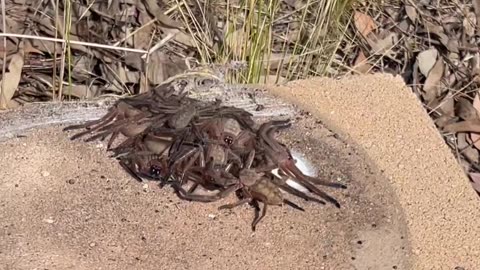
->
[267,73,480,269]
[0,92,410,269]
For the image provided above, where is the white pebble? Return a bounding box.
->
[41,171,50,177]
[43,218,54,224]
[208,214,216,219]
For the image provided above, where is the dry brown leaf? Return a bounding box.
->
[470,92,480,150]
[146,51,167,85]
[468,172,480,195]
[124,53,144,71]
[0,44,25,109]
[421,21,449,48]
[464,12,477,37]
[405,4,417,23]
[473,0,480,35]
[353,50,372,74]
[455,97,478,121]
[367,32,398,56]
[72,56,95,82]
[169,29,196,48]
[444,119,480,133]
[423,56,444,103]
[142,0,183,30]
[439,91,455,116]
[457,133,479,164]
[434,91,456,128]
[417,48,438,77]
[354,11,376,38]
[62,85,99,99]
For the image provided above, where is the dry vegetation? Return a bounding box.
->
[1,0,480,195]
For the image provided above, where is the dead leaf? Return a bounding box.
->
[457,133,479,164]
[353,50,372,74]
[367,31,398,57]
[417,49,438,77]
[444,119,480,133]
[473,0,480,35]
[471,92,480,150]
[468,172,480,195]
[124,53,144,71]
[423,56,444,103]
[72,56,96,82]
[62,84,99,99]
[169,29,196,48]
[0,43,25,109]
[438,91,455,116]
[141,0,183,30]
[464,12,477,37]
[455,97,478,121]
[420,21,449,49]
[405,4,417,23]
[146,51,167,85]
[354,11,376,38]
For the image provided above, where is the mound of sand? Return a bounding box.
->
[0,73,477,269]
[267,73,480,269]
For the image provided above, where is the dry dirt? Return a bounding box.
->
[0,85,411,269]
[267,73,480,269]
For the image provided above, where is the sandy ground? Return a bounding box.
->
[0,97,410,269]
[267,73,480,269]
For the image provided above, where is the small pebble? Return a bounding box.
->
[208,214,216,219]
[43,218,54,224]
[142,184,149,192]
[41,171,50,177]
[89,242,96,247]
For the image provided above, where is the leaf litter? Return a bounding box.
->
[346,0,480,195]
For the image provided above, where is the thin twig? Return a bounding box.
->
[0,33,149,54]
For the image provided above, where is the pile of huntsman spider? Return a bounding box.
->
[63,79,347,231]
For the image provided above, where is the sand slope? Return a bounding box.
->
[267,73,480,269]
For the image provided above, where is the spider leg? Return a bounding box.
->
[172,182,240,203]
[106,130,120,150]
[218,197,251,210]
[283,164,346,189]
[63,108,117,131]
[283,199,305,211]
[244,149,255,169]
[179,150,201,181]
[119,159,143,182]
[84,128,117,143]
[274,180,326,205]
[251,201,267,231]
[258,120,291,150]
[187,182,199,193]
[285,174,341,208]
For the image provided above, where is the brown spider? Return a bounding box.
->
[111,128,175,182]
[214,150,314,231]
[169,149,258,203]
[255,119,346,208]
